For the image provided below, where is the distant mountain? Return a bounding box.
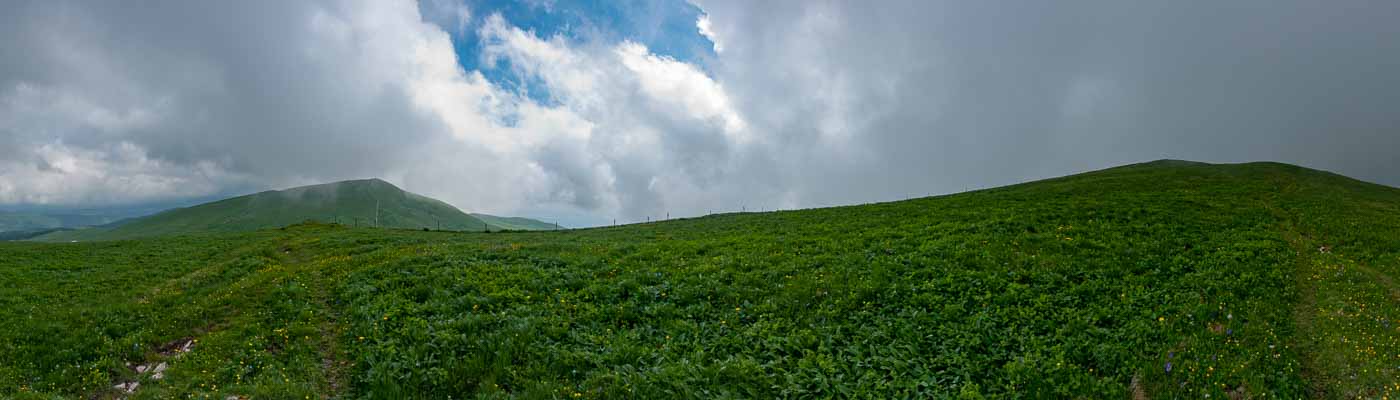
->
[0,227,72,241]
[0,211,147,232]
[32,179,550,241]
[0,195,233,235]
[472,213,561,230]
[0,212,117,232]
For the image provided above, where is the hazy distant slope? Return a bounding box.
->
[0,212,121,232]
[34,179,492,241]
[2,199,230,235]
[0,213,70,232]
[470,213,559,230]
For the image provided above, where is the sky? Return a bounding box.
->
[1,0,1398,227]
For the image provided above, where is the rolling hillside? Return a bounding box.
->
[33,179,549,242]
[472,213,561,230]
[2,160,1397,399]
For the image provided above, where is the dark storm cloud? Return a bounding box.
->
[696,0,1400,208]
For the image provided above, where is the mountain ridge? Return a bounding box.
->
[32,178,553,241]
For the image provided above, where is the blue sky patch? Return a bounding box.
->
[425,0,715,104]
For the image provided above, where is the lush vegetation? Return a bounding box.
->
[31,179,553,243]
[2,161,1396,399]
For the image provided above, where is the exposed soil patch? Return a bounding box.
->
[1226,384,1249,400]
[1129,373,1149,400]
[157,337,195,356]
[1207,322,1225,334]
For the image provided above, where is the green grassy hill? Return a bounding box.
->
[472,213,561,230]
[31,179,515,242]
[2,160,1397,399]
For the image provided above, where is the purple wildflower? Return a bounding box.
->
[1165,361,1172,373]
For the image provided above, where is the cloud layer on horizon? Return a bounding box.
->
[2,0,1398,225]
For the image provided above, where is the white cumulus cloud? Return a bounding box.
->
[3,0,1399,225]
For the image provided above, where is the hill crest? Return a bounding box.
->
[33,179,553,241]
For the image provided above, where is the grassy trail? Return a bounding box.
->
[1280,218,1323,397]
[1271,176,1400,399]
[272,233,351,399]
[308,263,350,399]
[1260,179,1329,398]
[96,231,353,399]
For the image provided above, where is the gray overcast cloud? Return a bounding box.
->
[1,0,1397,225]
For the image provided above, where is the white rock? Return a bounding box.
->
[113,381,140,393]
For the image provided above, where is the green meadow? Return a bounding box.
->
[3,161,1397,398]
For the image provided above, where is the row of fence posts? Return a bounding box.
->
[609,205,781,227]
[327,214,568,233]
